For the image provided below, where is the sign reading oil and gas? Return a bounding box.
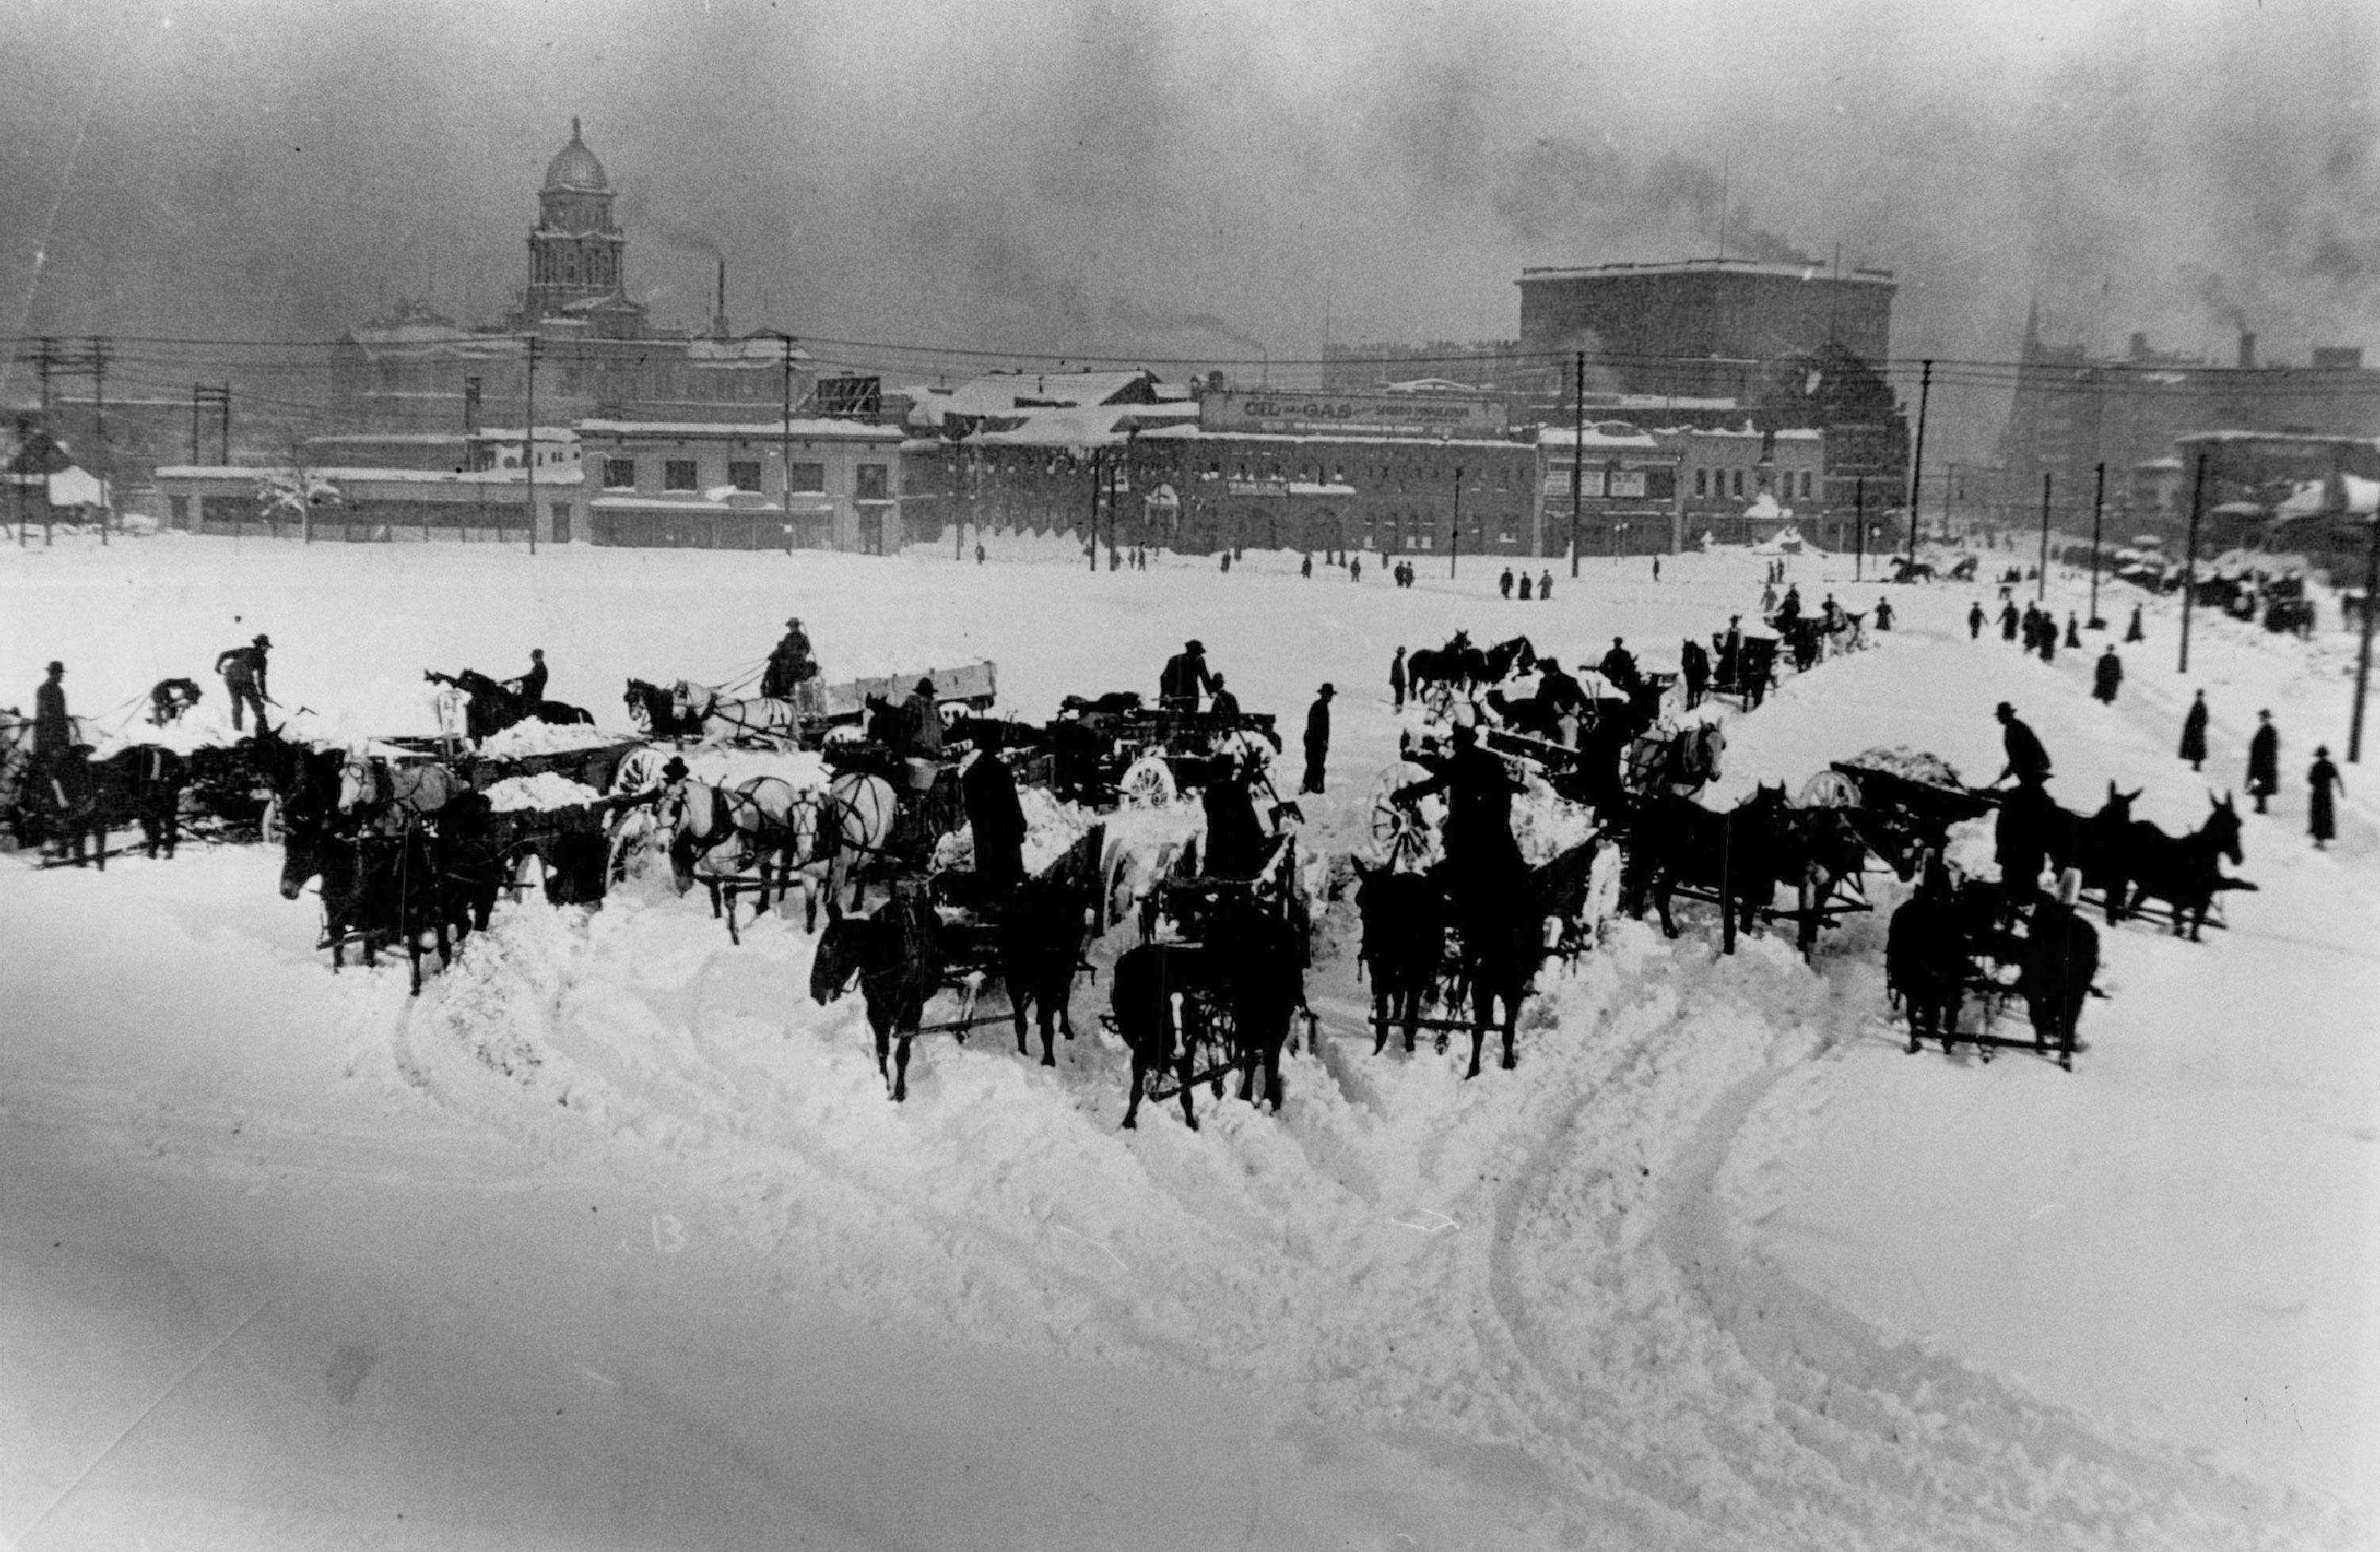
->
[1199,391,1510,436]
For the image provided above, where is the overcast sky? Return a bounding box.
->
[2,0,2374,411]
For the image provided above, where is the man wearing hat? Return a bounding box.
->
[896,677,944,762]
[32,661,71,781]
[214,632,273,732]
[509,647,549,705]
[1159,639,1218,715]
[761,617,817,703]
[1992,701,2052,790]
[1302,683,1335,794]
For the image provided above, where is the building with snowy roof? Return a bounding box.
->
[576,418,905,553]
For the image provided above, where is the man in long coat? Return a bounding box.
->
[961,747,1027,893]
[2178,690,2209,770]
[1159,640,1217,713]
[1301,684,1334,795]
[32,661,71,774]
[2246,710,2279,813]
[1389,647,1407,712]
[1968,601,1987,640]
[896,678,944,761]
[2091,647,2124,705]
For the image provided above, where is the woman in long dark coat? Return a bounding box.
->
[2178,690,2209,770]
[2308,747,2343,849]
[2091,647,2123,704]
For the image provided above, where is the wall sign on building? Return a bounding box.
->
[1199,391,1510,436]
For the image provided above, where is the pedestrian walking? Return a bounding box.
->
[1301,552,1313,578]
[1517,574,1533,601]
[2307,747,2343,849]
[1390,647,1407,712]
[214,633,273,732]
[2247,710,2279,813]
[1999,601,2021,641]
[1301,684,1334,795]
[31,661,71,779]
[1875,596,1894,631]
[2178,690,2209,770]
[1968,601,1986,640]
[2091,646,2123,705]
[1538,569,1553,600]
[2064,613,2082,649]
[975,542,986,565]
[2125,604,2144,643]
[1350,555,1362,582]
[1653,556,1661,582]
[1499,567,1514,600]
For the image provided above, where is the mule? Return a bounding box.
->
[1353,861,1445,1055]
[278,805,451,993]
[1109,901,1307,1128]
[1620,785,1794,949]
[808,882,942,1101]
[2103,793,2250,939]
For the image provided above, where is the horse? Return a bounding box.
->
[1618,784,1794,949]
[815,769,903,921]
[338,753,458,834]
[1770,804,1875,951]
[658,773,817,923]
[1353,860,1445,1055]
[808,880,942,1101]
[2103,793,2251,940]
[99,743,188,859]
[623,678,701,739]
[1108,898,1307,1129]
[431,789,507,939]
[424,669,593,743]
[277,794,451,993]
[990,829,1104,1067]
[1994,782,2136,911]
[672,680,804,744]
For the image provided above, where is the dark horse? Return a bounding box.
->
[1108,900,1307,1129]
[1353,838,1601,1074]
[426,669,593,743]
[277,793,452,994]
[809,878,942,1101]
[1994,782,2136,912]
[2102,793,2251,939]
[1618,785,1796,951]
[104,744,189,859]
[623,678,701,739]
[1406,634,1538,706]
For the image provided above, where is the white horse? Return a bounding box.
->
[671,681,804,744]
[659,774,817,922]
[338,751,457,832]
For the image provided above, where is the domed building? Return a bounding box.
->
[330,121,804,433]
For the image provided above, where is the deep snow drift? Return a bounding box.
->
[2,531,2373,1550]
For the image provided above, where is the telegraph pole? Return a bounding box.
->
[1087,450,1100,573]
[2036,473,2051,601]
[780,333,796,557]
[2088,463,2106,627]
[1905,357,1932,571]
[2179,452,2207,676]
[89,336,109,542]
[1852,477,1865,580]
[2351,489,2375,763]
[1569,349,1584,578]
[13,413,25,547]
[524,336,539,555]
[1449,465,1463,580]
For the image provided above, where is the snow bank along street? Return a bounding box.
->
[3,532,2374,1550]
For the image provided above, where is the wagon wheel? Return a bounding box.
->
[1366,762,1441,871]
[258,793,282,844]
[606,807,659,885]
[1421,681,1457,722]
[1796,769,1863,809]
[1100,839,1137,930]
[1119,754,1177,809]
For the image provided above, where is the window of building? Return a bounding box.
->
[1695,467,1707,497]
[551,502,572,544]
[665,459,698,492]
[601,457,636,489]
[729,460,762,492]
[1800,471,1814,499]
[1731,469,1745,497]
[856,464,889,501]
[169,495,189,527]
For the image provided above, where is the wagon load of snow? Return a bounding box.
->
[815,658,997,723]
[482,771,603,812]
[1840,746,1965,788]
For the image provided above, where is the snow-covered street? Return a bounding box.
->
[3,532,2374,1549]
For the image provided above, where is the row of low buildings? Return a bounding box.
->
[149,368,1879,559]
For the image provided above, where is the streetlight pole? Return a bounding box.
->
[1569,350,1584,578]
[1853,477,1866,580]
[2036,472,2051,603]
[1905,357,1932,571]
[524,335,539,556]
[2351,490,2375,763]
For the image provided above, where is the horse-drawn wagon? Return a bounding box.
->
[1035,693,1282,809]
[1703,633,1778,710]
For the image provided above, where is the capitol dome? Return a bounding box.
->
[543,118,608,192]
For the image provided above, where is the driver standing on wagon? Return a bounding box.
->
[1396,722,1527,902]
[1159,639,1219,715]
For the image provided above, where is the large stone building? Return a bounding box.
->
[1998,312,2380,540]
[328,122,811,432]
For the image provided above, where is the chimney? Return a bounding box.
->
[2128,332,2149,359]
[2238,331,2257,370]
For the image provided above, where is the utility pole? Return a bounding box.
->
[89,335,109,543]
[211,385,231,464]
[1449,464,1462,579]
[2088,463,2106,627]
[1905,358,1932,572]
[13,413,25,547]
[190,386,203,465]
[35,337,53,417]
[2351,485,2375,763]
[2179,452,2206,676]
[1853,477,1865,580]
[1569,350,1584,578]
[780,333,796,557]
[2036,473,2051,601]
[1086,449,1100,573]
[524,335,539,555]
